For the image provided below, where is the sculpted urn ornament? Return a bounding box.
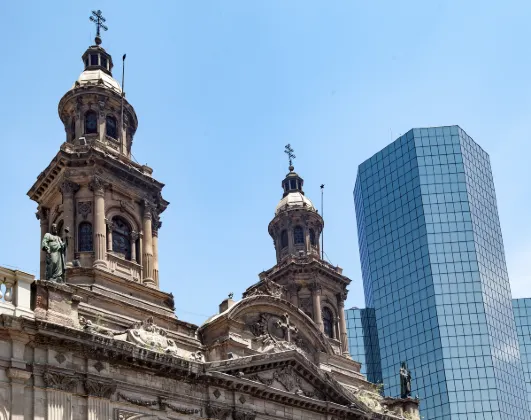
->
[42,223,69,282]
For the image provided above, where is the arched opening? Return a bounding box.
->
[309,228,316,246]
[112,216,132,260]
[85,110,98,134]
[293,226,304,245]
[78,222,93,252]
[280,230,288,249]
[323,307,334,338]
[106,115,117,139]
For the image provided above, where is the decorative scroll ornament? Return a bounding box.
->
[43,371,78,392]
[60,179,80,196]
[243,278,284,299]
[78,201,92,220]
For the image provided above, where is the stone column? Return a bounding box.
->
[334,317,340,341]
[142,200,155,286]
[98,99,106,143]
[152,218,160,287]
[36,206,49,280]
[311,283,323,332]
[7,368,31,420]
[105,219,114,252]
[130,231,139,263]
[60,180,79,266]
[90,177,107,269]
[337,291,350,355]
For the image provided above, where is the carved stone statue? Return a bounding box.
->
[399,361,411,399]
[42,223,68,282]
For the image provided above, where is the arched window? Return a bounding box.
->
[280,230,288,249]
[85,110,98,134]
[112,217,131,260]
[309,228,316,246]
[323,307,334,338]
[78,222,93,252]
[106,115,117,139]
[70,117,76,141]
[294,226,304,245]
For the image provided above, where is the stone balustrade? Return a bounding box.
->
[0,266,35,318]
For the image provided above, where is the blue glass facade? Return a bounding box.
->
[354,126,529,420]
[513,299,531,407]
[346,307,382,384]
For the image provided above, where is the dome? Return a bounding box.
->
[275,191,315,215]
[74,69,122,94]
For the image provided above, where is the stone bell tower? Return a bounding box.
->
[27,17,168,289]
[257,145,351,357]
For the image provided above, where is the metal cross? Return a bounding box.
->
[284,144,296,167]
[276,313,298,342]
[90,10,108,37]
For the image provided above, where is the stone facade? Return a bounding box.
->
[0,27,419,420]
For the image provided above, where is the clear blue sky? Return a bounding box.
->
[1,1,531,325]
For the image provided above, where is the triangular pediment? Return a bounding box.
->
[206,350,358,408]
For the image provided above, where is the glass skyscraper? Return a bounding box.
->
[513,299,531,407]
[346,307,382,384]
[354,126,529,420]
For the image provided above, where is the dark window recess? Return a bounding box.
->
[78,222,93,252]
[112,217,131,260]
[280,230,288,248]
[70,118,76,141]
[323,307,334,338]
[90,54,98,66]
[294,226,304,244]
[290,179,296,190]
[85,111,98,134]
[101,55,108,69]
[85,58,89,68]
[310,228,316,246]
[106,115,117,139]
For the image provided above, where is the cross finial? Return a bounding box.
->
[284,144,296,170]
[90,10,108,44]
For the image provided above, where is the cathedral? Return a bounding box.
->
[0,15,419,420]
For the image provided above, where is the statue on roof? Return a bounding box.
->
[42,223,68,282]
[400,361,412,398]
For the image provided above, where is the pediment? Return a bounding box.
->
[207,351,359,408]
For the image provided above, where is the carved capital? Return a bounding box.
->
[84,378,116,399]
[336,290,347,307]
[233,411,256,420]
[206,404,232,420]
[152,218,161,237]
[7,368,32,384]
[43,371,79,392]
[105,218,114,231]
[143,199,157,220]
[89,176,106,195]
[309,282,322,295]
[36,206,49,222]
[60,179,80,196]
[130,231,139,241]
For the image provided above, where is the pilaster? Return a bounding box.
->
[7,368,32,420]
[59,180,80,265]
[311,283,323,332]
[142,200,155,286]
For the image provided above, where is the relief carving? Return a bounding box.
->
[243,278,284,299]
[117,392,159,407]
[78,201,92,220]
[233,410,256,420]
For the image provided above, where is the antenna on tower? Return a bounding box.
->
[320,184,325,260]
[121,54,126,154]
